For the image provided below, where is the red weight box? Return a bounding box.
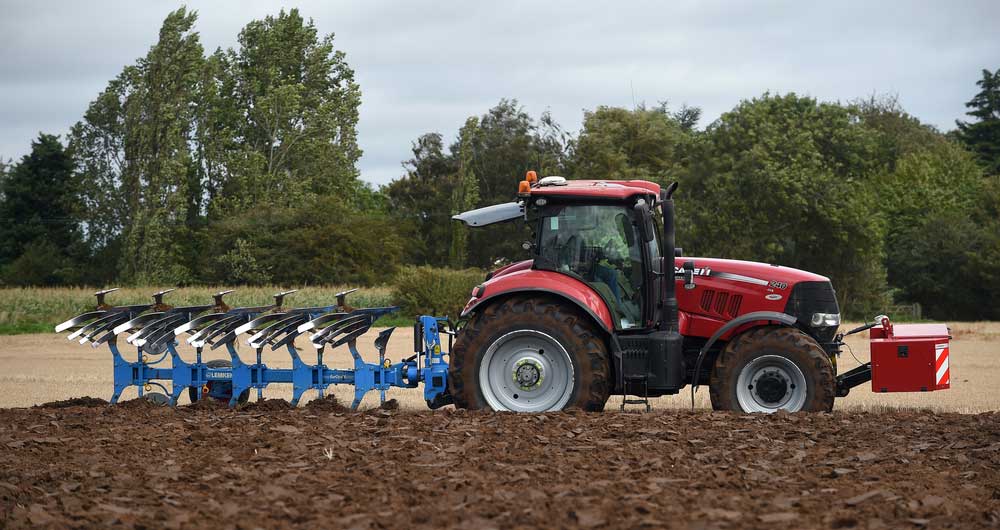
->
[869,323,951,393]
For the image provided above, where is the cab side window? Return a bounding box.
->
[537,205,644,329]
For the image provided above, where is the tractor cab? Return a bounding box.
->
[453,174,664,332]
[531,191,659,331]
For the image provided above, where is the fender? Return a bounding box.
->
[460,269,615,333]
[689,310,797,403]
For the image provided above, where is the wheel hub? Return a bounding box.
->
[735,354,808,413]
[753,372,788,403]
[513,359,544,391]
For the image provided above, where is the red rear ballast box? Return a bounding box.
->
[869,322,951,392]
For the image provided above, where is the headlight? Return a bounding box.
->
[810,312,840,327]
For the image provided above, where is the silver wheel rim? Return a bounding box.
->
[735,354,808,413]
[479,330,575,412]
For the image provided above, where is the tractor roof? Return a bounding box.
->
[527,178,661,201]
[452,177,663,228]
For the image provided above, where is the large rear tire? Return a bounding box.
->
[710,326,835,413]
[450,296,610,412]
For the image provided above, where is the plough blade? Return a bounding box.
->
[297,312,348,334]
[193,315,247,349]
[76,312,132,344]
[113,313,168,337]
[310,313,372,346]
[175,313,228,338]
[125,312,167,344]
[55,311,107,333]
[248,314,308,349]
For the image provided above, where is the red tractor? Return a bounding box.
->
[449,173,951,413]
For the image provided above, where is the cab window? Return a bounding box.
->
[536,205,645,329]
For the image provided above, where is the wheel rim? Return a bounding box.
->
[735,354,807,413]
[479,330,575,412]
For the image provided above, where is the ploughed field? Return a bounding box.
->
[1,400,998,529]
[2,322,999,527]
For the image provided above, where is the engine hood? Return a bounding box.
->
[674,257,830,287]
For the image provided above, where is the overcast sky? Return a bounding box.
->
[1,1,998,185]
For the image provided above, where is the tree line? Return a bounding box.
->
[1,8,998,320]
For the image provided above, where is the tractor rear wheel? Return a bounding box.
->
[710,326,835,413]
[450,296,610,412]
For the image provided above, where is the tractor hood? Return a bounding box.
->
[674,257,830,287]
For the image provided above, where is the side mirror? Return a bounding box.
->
[633,199,655,243]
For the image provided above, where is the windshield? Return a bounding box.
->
[536,204,645,329]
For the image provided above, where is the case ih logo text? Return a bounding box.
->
[675,266,712,276]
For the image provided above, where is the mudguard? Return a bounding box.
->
[460,268,615,333]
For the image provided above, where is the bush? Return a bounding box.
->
[197,196,404,286]
[392,266,484,318]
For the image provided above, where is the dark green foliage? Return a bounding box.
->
[956,68,1000,175]
[571,103,693,183]
[385,133,459,266]
[859,95,997,320]
[63,8,370,288]
[386,100,560,270]
[966,176,1000,317]
[0,134,85,285]
[681,94,887,316]
[197,196,402,286]
[211,9,363,214]
[392,266,484,318]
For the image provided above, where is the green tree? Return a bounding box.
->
[213,9,363,213]
[0,134,84,285]
[879,143,986,319]
[856,95,996,319]
[70,8,204,284]
[459,100,556,268]
[956,68,1000,175]
[385,133,459,266]
[387,100,560,269]
[571,103,694,182]
[966,175,1000,317]
[449,118,480,268]
[684,93,886,316]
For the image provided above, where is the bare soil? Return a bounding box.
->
[1,402,998,529]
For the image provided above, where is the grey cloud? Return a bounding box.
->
[1,0,998,184]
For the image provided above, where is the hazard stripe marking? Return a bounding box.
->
[935,344,950,386]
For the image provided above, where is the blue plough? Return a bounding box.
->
[54,289,453,410]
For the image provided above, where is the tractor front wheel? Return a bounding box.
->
[450,296,610,412]
[710,326,835,413]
